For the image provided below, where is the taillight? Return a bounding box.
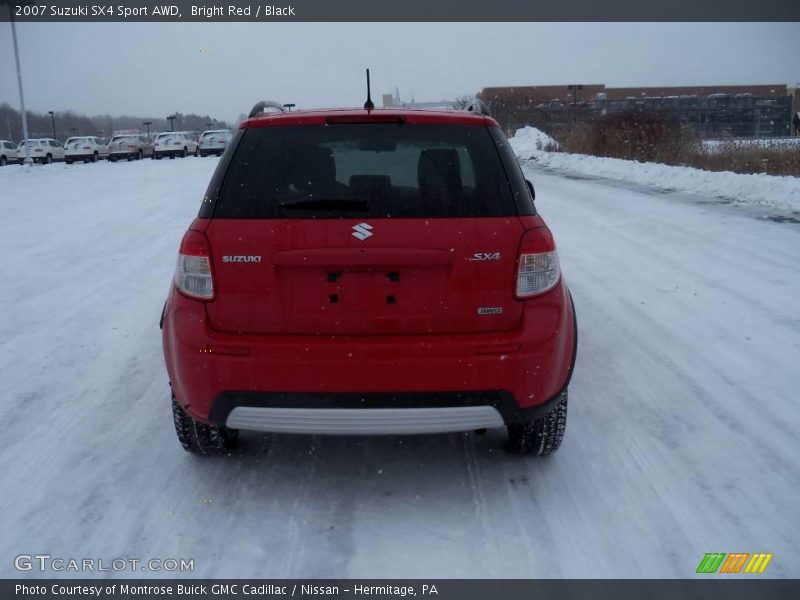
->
[515,228,560,299]
[174,229,214,300]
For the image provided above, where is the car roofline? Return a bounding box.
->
[240,107,498,128]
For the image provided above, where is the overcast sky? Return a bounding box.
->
[1,22,798,122]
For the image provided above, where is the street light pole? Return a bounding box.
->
[48,111,56,140]
[8,3,32,164]
[567,84,583,129]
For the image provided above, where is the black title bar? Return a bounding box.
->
[2,0,800,21]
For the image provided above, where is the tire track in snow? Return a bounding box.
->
[461,434,505,577]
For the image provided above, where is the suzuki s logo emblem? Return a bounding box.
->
[352,222,374,241]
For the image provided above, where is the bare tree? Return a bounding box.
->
[451,95,476,110]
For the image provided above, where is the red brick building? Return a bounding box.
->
[479,83,796,138]
[480,83,790,104]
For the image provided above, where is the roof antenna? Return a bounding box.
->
[364,68,374,110]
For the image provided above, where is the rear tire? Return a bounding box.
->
[92,151,98,163]
[193,146,199,157]
[45,154,53,164]
[182,147,188,158]
[0,155,7,166]
[172,393,238,456]
[506,390,568,456]
[137,149,143,160]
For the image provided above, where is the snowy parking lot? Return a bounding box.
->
[0,157,798,578]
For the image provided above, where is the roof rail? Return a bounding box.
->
[466,98,491,116]
[248,101,287,119]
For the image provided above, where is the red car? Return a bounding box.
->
[162,103,577,456]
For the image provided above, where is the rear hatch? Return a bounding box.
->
[110,135,136,152]
[65,138,86,152]
[203,121,528,336]
[154,134,177,151]
[201,131,229,147]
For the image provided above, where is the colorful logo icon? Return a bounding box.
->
[696,553,773,574]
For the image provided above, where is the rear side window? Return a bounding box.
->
[212,124,516,219]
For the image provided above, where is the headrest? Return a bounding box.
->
[418,148,462,204]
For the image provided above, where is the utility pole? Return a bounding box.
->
[167,115,176,131]
[143,121,152,140]
[283,103,295,112]
[567,84,583,129]
[48,111,56,139]
[8,2,32,163]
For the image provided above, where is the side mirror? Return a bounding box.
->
[525,179,536,201]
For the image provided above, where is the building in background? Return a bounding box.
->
[479,83,795,139]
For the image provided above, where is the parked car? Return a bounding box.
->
[0,140,18,166]
[197,129,233,156]
[17,139,65,164]
[162,104,578,456]
[108,134,153,161]
[153,131,198,159]
[64,136,109,163]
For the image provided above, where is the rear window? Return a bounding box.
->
[212,124,517,219]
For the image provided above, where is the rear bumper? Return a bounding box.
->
[154,150,185,157]
[225,405,504,435]
[210,389,564,434]
[163,283,577,430]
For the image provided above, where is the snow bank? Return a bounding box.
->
[508,126,559,152]
[510,126,800,211]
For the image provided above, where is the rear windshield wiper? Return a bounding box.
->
[278,198,370,211]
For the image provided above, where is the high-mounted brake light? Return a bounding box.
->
[174,229,214,300]
[515,228,560,299]
[325,115,406,125]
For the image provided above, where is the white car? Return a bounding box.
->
[198,129,233,156]
[64,136,109,163]
[17,139,65,164]
[108,134,153,161]
[0,140,18,166]
[153,131,198,159]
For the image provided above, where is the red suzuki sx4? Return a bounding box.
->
[161,104,577,456]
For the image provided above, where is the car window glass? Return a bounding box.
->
[215,124,516,219]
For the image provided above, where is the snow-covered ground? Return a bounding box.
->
[511,126,800,212]
[1,157,799,578]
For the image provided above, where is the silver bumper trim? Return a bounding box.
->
[225,406,505,435]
